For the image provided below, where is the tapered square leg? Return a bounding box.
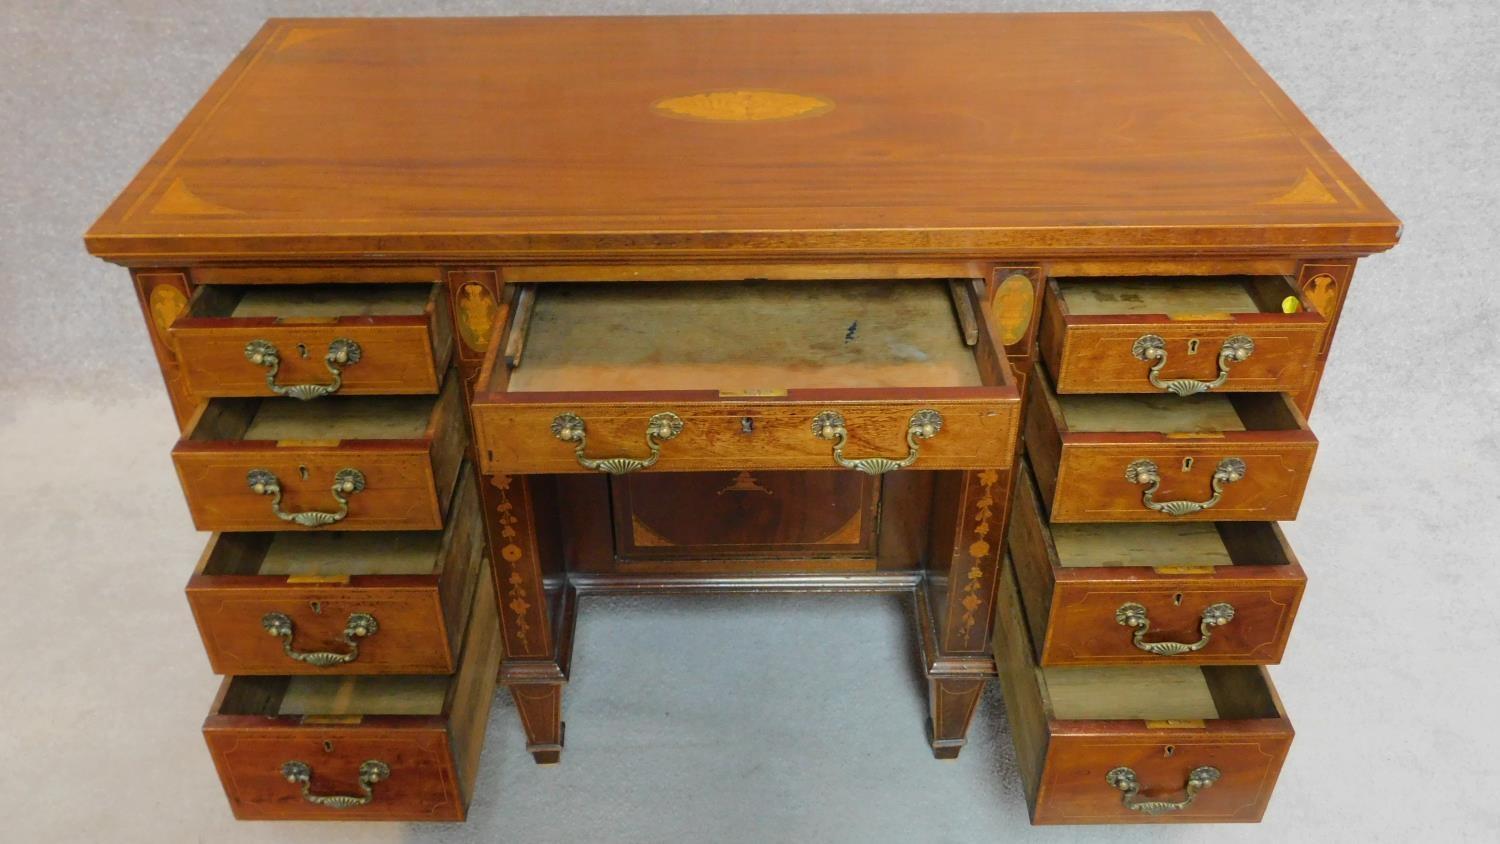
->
[510,683,565,765]
[927,677,985,760]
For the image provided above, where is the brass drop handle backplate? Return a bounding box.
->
[247,468,365,527]
[245,338,362,400]
[280,760,389,809]
[1132,334,1254,396]
[262,611,378,666]
[1116,602,1235,655]
[1106,765,1221,815]
[551,411,683,474]
[811,409,943,474]
[1125,458,1244,516]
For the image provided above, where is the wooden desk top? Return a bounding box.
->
[86,13,1399,264]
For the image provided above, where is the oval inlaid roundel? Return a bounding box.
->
[652,90,834,122]
[993,273,1036,346]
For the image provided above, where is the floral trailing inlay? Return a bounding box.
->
[492,474,531,649]
[957,469,1000,643]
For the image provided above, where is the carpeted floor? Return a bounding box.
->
[2,1,1497,841]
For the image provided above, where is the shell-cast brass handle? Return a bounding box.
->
[280,760,389,809]
[247,468,365,527]
[811,409,943,475]
[262,611,378,666]
[1125,458,1244,516]
[245,338,362,400]
[551,412,683,474]
[1115,602,1235,655]
[1106,765,1221,815]
[1132,334,1254,396]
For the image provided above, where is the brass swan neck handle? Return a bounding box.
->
[1125,458,1244,517]
[1132,334,1254,396]
[1106,765,1221,815]
[262,611,378,666]
[811,409,943,474]
[246,468,365,527]
[245,338,362,400]
[551,411,683,474]
[1115,602,1235,656]
[280,760,389,809]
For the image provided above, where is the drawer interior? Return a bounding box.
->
[503,280,988,392]
[217,674,451,717]
[1049,521,1294,569]
[1040,664,1280,721]
[1054,275,1304,317]
[187,283,437,320]
[1054,390,1303,434]
[187,373,456,442]
[202,531,444,577]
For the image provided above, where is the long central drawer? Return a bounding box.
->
[472,279,1020,475]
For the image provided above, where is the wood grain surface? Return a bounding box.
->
[85,13,1399,263]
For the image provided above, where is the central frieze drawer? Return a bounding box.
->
[472,279,1020,475]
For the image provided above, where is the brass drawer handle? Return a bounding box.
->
[246,468,365,527]
[811,409,943,475]
[245,338,362,400]
[1125,458,1244,516]
[262,611,378,666]
[1106,765,1221,815]
[1132,334,1254,396]
[551,412,683,474]
[280,760,389,809]
[1115,602,1235,655]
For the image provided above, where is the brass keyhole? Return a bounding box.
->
[1187,339,1201,354]
[309,601,322,615]
[323,740,334,753]
[1182,457,1194,471]
[741,417,754,434]
[1173,593,1184,606]
[1164,745,1176,757]
[296,343,310,359]
[299,464,310,480]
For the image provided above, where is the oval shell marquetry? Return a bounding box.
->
[1303,273,1339,317]
[992,272,1035,346]
[651,90,834,123]
[148,284,188,338]
[456,283,498,352]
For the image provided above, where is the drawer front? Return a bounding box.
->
[205,726,464,821]
[1039,277,1326,395]
[1041,322,1323,395]
[173,446,453,532]
[204,555,500,821]
[1040,580,1304,666]
[994,556,1292,825]
[1044,443,1316,523]
[475,398,1017,475]
[171,284,453,399]
[187,475,485,674]
[1037,729,1292,824]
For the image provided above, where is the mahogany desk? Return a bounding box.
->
[86,13,1397,824]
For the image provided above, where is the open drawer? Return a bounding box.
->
[472,279,1020,475]
[1009,459,1304,666]
[1039,275,1325,395]
[203,556,499,821]
[186,464,485,675]
[170,283,454,399]
[996,557,1293,824]
[173,372,466,531]
[1024,366,1317,523]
